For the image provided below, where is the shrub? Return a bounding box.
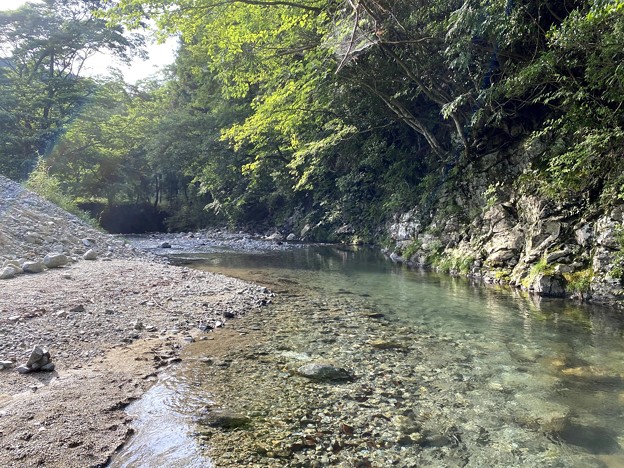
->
[25,157,95,224]
[563,268,593,295]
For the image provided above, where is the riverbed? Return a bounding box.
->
[114,242,624,467]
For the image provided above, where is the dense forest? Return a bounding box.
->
[1,0,623,240]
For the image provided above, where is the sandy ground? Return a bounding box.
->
[0,258,269,467]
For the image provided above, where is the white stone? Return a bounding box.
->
[0,266,17,279]
[43,253,69,268]
[83,249,98,260]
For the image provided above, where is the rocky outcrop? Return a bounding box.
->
[384,148,624,306]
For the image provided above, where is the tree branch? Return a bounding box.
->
[181,0,323,13]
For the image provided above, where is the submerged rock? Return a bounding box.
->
[198,409,250,429]
[561,366,622,383]
[296,363,352,382]
[369,339,407,351]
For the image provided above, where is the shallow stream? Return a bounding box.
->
[114,244,624,467]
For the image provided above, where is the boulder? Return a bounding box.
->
[22,261,45,273]
[159,242,172,249]
[26,345,47,367]
[18,345,55,374]
[197,409,250,429]
[286,233,296,241]
[532,273,566,297]
[43,253,69,268]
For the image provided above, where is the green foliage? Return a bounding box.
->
[483,182,502,209]
[431,250,475,274]
[400,241,422,261]
[505,1,624,206]
[0,0,141,180]
[25,157,94,223]
[4,0,622,241]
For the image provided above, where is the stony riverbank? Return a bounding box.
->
[0,257,271,467]
[0,175,273,467]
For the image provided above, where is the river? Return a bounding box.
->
[112,243,624,467]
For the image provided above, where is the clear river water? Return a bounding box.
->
[113,243,624,467]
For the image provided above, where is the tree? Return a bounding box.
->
[0,0,142,179]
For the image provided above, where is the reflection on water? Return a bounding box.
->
[110,374,213,468]
[121,244,624,466]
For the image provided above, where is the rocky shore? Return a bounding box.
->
[383,171,624,308]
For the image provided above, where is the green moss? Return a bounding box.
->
[494,270,511,282]
[563,268,593,294]
[521,257,555,289]
[431,251,475,275]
